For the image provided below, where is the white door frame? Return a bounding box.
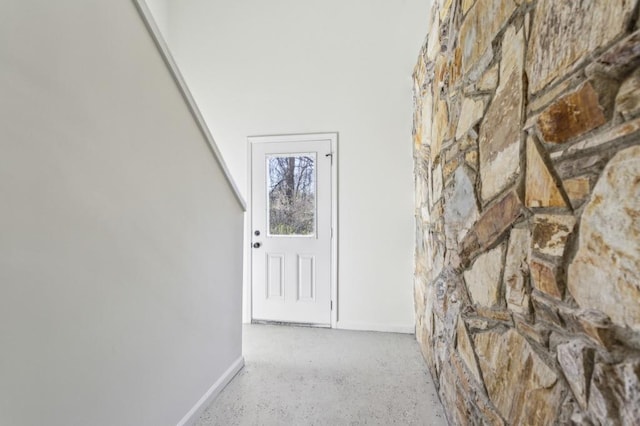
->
[246,133,338,328]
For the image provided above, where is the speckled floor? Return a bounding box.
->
[195,324,447,426]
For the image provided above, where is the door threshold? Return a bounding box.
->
[251,319,331,329]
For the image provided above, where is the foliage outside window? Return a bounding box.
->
[268,155,316,236]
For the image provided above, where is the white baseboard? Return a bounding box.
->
[336,321,415,334]
[177,356,245,426]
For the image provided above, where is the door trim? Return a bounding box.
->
[247,133,338,328]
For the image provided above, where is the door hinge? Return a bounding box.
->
[331,227,333,238]
[331,300,333,310]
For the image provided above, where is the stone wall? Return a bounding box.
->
[413,0,640,424]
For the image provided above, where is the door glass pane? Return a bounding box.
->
[267,154,316,236]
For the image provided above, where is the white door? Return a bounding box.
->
[250,134,334,326]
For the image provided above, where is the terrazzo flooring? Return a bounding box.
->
[195,324,447,426]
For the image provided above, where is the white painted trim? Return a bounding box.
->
[242,209,252,324]
[243,139,253,324]
[247,133,338,328]
[337,321,415,334]
[176,356,245,426]
[330,135,339,329]
[244,138,255,325]
[132,0,246,211]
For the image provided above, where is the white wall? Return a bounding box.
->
[0,1,243,425]
[167,0,431,332]
[146,0,170,39]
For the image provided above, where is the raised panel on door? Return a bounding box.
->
[266,254,285,300]
[297,255,316,301]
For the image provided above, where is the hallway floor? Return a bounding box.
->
[195,324,447,426]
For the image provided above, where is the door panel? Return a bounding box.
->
[266,254,285,300]
[298,255,315,301]
[251,137,332,325]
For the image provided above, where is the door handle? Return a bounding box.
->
[253,242,261,248]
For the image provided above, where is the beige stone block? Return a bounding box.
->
[414,51,427,88]
[525,137,567,208]
[413,108,422,147]
[443,144,460,162]
[460,0,517,75]
[412,132,421,148]
[416,312,436,375]
[476,398,506,426]
[473,329,563,425]
[464,244,504,307]
[450,353,475,399]
[434,54,448,92]
[459,134,476,151]
[444,143,459,163]
[431,163,443,206]
[531,291,562,327]
[530,258,562,299]
[532,214,576,257]
[455,97,485,140]
[557,340,595,409]
[414,277,427,319]
[568,146,640,331]
[563,176,591,207]
[443,167,479,244]
[438,0,453,21]
[456,317,481,383]
[429,233,446,282]
[449,46,463,88]
[504,228,531,315]
[431,99,448,162]
[465,150,478,170]
[589,361,640,425]
[426,14,441,61]
[420,89,433,147]
[420,205,430,224]
[480,136,520,203]
[514,318,548,346]
[461,0,475,14]
[437,362,464,424]
[475,307,512,323]
[499,25,524,81]
[527,0,636,93]
[577,309,615,349]
[443,158,459,182]
[465,317,490,331]
[476,64,498,92]
[479,26,524,202]
[415,174,427,208]
[616,68,640,120]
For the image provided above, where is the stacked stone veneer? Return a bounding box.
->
[413,0,640,424]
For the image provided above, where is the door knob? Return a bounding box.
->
[253,242,261,248]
